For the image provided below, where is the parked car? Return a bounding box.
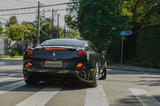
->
[23,38,107,87]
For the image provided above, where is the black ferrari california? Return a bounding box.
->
[23,38,107,87]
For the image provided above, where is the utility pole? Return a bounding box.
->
[37,1,40,46]
[57,14,59,38]
[51,9,54,39]
[120,36,124,64]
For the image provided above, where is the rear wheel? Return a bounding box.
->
[99,68,107,80]
[99,62,107,80]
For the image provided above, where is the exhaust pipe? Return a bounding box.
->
[79,71,88,80]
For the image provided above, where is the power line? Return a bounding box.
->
[3,0,35,5]
[0,2,78,12]
[0,9,66,16]
[11,0,35,4]
[1,0,29,6]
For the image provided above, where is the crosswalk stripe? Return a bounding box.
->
[0,77,22,83]
[0,65,22,70]
[16,87,62,106]
[129,88,160,106]
[8,74,19,77]
[0,73,20,77]
[0,80,25,95]
[84,85,109,106]
[0,73,7,76]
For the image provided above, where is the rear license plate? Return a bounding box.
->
[45,61,62,67]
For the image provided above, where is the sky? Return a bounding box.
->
[0,0,70,27]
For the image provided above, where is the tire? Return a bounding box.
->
[99,68,107,80]
[90,76,98,87]
[99,62,107,80]
[24,78,39,85]
[90,63,99,87]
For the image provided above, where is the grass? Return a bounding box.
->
[0,55,23,58]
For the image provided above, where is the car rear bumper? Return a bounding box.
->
[23,67,94,83]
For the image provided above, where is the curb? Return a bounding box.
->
[0,58,22,60]
[108,65,160,73]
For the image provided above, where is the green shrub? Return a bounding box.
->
[10,50,19,57]
[126,24,160,68]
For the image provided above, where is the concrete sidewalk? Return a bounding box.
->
[108,64,160,73]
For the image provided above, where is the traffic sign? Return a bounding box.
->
[120,31,132,36]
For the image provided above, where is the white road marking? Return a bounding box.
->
[0,73,19,77]
[0,80,25,95]
[0,65,22,70]
[129,88,160,106]
[0,77,23,83]
[0,73,7,76]
[8,74,19,77]
[0,58,22,60]
[16,87,62,106]
[84,85,109,106]
[107,69,112,71]
[0,62,5,65]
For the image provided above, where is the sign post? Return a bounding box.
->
[120,30,132,64]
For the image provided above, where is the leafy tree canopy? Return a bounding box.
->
[6,16,18,27]
[6,24,36,42]
[0,21,3,35]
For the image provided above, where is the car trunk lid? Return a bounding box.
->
[32,46,82,60]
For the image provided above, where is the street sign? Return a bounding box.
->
[120,30,132,36]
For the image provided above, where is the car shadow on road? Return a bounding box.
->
[138,76,160,86]
[117,95,160,106]
[137,79,160,86]
[0,79,23,87]
[0,80,90,93]
[117,95,142,106]
[108,69,160,75]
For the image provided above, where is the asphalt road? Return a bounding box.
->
[0,58,160,106]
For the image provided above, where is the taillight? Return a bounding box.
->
[25,62,32,67]
[26,49,33,55]
[77,49,85,56]
[76,63,84,68]
[90,69,95,71]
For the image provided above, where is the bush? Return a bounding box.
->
[126,24,160,68]
[9,50,19,57]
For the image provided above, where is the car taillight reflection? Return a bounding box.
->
[27,49,33,55]
[77,49,85,56]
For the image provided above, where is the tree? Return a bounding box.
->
[142,3,160,26]
[121,0,160,63]
[120,0,160,31]
[5,16,18,27]
[6,24,36,42]
[67,0,127,57]
[0,21,3,35]
[66,0,160,62]
[65,14,78,30]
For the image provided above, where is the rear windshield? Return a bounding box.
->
[41,39,87,47]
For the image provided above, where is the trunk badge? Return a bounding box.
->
[53,53,56,57]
